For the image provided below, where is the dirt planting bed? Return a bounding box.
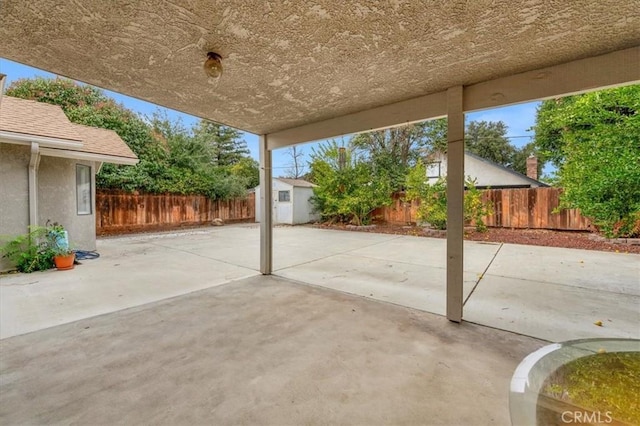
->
[312,223,640,254]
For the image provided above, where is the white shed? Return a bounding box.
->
[254,178,319,225]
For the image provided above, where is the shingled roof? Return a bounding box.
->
[276,178,316,188]
[0,94,138,163]
[0,95,82,142]
[69,123,137,160]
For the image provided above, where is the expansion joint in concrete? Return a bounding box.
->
[464,243,503,306]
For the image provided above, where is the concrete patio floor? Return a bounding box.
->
[0,275,544,425]
[1,225,638,425]
[1,225,638,342]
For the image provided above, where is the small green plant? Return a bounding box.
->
[1,227,56,273]
[405,160,493,231]
[464,178,493,232]
[412,177,448,230]
[1,222,69,273]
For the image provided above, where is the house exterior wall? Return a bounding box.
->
[427,153,542,188]
[0,144,30,271]
[37,157,97,251]
[292,187,318,224]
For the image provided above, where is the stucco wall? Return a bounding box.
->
[428,153,541,188]
[37,157,97,251]
[0,144,30,270]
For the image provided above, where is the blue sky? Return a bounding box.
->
[1,58,542,176]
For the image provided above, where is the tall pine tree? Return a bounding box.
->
[192,121,250,166]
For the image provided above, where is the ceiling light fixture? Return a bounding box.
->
[204,52,223,79]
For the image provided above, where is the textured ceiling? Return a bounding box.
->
[0,0,638,135]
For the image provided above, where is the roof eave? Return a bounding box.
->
[39,147,139,165]
[464,151,549,187]
[0,130,83,148]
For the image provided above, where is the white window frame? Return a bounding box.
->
[426,161,441,178]
[76,164,92,215]
[278,190,291,202]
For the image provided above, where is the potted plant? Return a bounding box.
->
[46,221,75,271]
[46,221,68,249]
[1,221,75,273]
[52,246,75,270]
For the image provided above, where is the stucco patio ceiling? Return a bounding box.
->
[1,1,638,144]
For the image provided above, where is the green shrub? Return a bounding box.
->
[1,226,57,273]
[405,161,493,231]
[534,86,640,238]
[310,141,393,225]
[464,178,493,232]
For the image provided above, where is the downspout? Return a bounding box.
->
[28,142,41,228]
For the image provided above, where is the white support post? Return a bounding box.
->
[259,134,273,274]
[446,86,464,323]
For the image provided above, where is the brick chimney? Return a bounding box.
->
[526,154,538,180]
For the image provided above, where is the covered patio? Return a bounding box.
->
[2,225,639,423]
[0,2,639,424]
[2,272,544,425]
[0,1,638,321]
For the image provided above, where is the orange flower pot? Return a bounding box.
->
[54,253,75,270]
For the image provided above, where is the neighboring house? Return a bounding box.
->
[425,151,548,189]
[254,178,319,225]
[0,80,138,270]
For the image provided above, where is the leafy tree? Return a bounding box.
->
[421,118,449,154]
[230,157,260,188]
[535,86,640,237]
[309,141,392,225]
[349,120,447,191]
[465,121,515,167]
[192,120,250,166]
[387,117,542,177]
[149,112,207,171]
[6,78,256,199]
[531,98,579,167]
[5,77,105,112]
[510,141,544,177]
[6,77,164,162]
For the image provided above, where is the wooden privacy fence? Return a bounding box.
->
[480,187,591,230]
[96,191,255,234]
[373,188,592,231]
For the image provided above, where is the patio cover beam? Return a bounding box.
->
[266,47,639,150]
[259,134,273,275]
